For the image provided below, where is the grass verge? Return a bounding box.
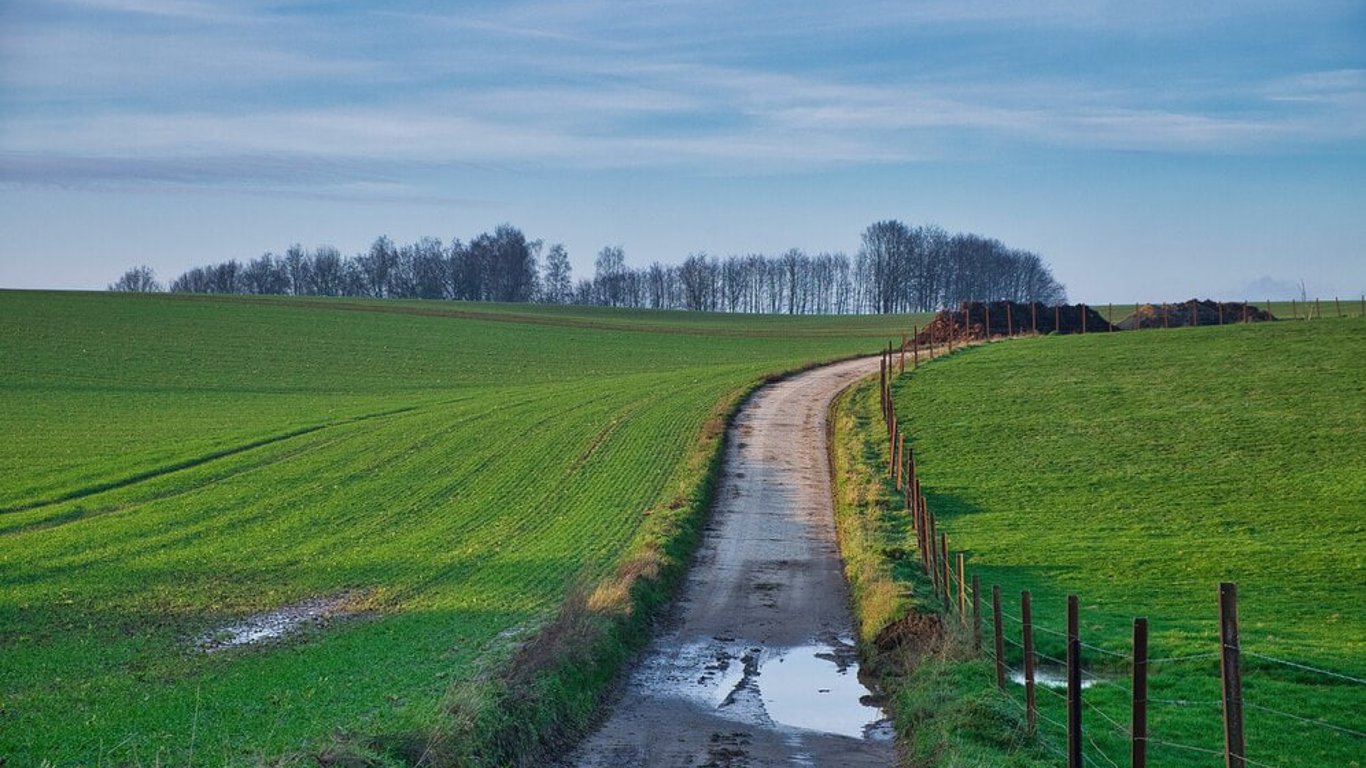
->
[830,372,1052,767]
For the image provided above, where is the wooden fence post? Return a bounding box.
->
[1336,297,1342,318]
[1067,595,1081,768]
[900,333,906,373]
[972,574,982,653]
[1108,303,1114,330]
[1081,303,1087,334]
[928,516,940,591]
[985,303,992,339]
[1031,302,1037,334]
[957,552,967,616]
[912,326,919,368]
[1055,304,1060,333]
[1068,635,1083,768]
[1220,583,1245,768]
[1132,617,1149,768]
[1023,590,1036,735]
[1218,302,1224,325]
[896,433,905,490]
[879,357,886,417]
[1316,298,1322,319]
[940,534,951,609]
[1006,302,1014,336]
[1191,299,1198,327]
[1242,301,1249,323]
[992,585,1006,690]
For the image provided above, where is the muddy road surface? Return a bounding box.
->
[565,356,892,767]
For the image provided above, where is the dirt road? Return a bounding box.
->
[565,356,892,767]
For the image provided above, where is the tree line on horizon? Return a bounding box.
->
[109,220,1066,314]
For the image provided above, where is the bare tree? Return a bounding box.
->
[594,246,627,306]
[540,243,573,304]
[108,265,162,292]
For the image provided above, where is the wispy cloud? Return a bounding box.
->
[3,0,1363,196]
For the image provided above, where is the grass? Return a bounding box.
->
[0,290,930,766]
[884,317,1365,767]
[830,372,1053,767]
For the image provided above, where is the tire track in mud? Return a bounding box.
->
[563,356,893,767]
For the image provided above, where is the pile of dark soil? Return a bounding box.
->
[912,301,1116,345]
[1117,300,1275,329]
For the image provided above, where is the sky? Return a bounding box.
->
[1,0,1363,302]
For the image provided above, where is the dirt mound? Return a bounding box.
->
[873,611,944,654]
[913,301,1115,345]
[1117,300,1275,329]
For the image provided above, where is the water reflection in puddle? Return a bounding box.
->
[638,635,892,741]
[759,643,890,739]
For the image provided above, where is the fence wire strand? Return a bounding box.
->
[1245,701,1366,739]
[1145,651,1221,665]
[1243,651,1366,685]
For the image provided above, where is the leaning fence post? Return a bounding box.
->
[972,574,982,653]
[1067,595,1081,768]
[1023,590,1037,735]
[992,585,1006,690]
[1220,583,1245,768]
[1132,617,1149,768]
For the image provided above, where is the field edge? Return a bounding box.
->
[828,373,1053,767]
[330,355,876,766]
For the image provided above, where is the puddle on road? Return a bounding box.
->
[758,642,891,739]
[638,635,892,741]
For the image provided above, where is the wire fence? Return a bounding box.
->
[874,346,1365,767]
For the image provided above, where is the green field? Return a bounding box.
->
[0,291,927,766]
[885,318,1365,766]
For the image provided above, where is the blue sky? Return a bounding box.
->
[1,0,1363,302]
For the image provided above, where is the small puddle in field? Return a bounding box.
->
[1009,665,1101,689]
[195,594,357,652]
[641,635,892,741]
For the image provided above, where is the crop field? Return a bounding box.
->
[0,290,927,766]
[887,317,1365,766]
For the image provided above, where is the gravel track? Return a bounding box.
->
[564,356,893,767]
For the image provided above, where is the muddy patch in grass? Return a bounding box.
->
[195,592,370,652]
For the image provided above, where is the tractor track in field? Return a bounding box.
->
[562,356,894,767]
